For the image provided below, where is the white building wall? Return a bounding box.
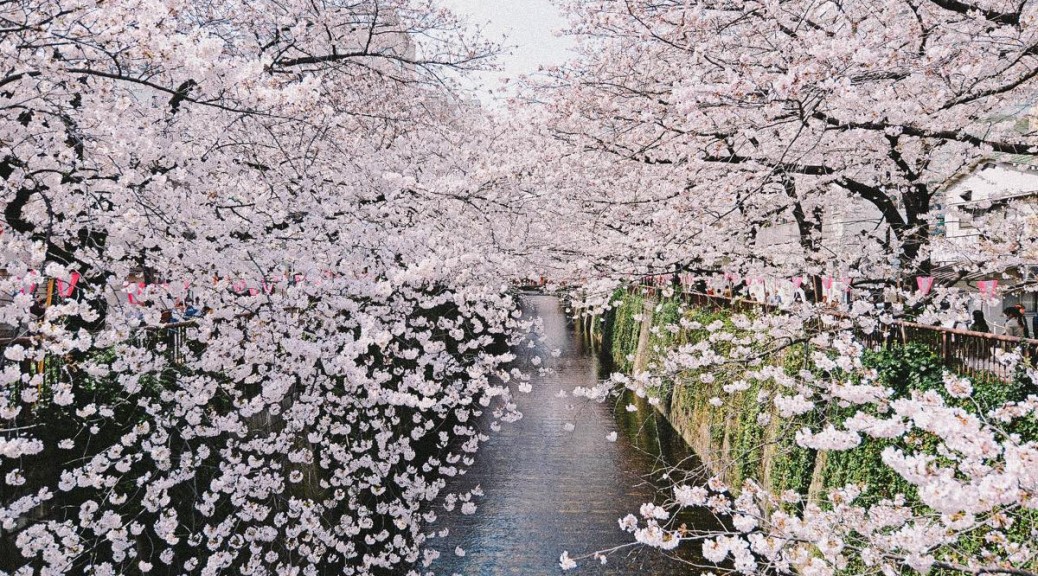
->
[936,162,1038,264]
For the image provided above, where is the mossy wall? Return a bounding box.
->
[605,288,802,492]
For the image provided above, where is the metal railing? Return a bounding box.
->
[639,283,1036,381]
[857,321,1035,380]
[0,321,195,397]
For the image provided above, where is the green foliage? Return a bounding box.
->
[818,345,1036,507]
[865,343,944,395]
[609,288,645,372]
[608,288,793,491]
[648,298,683,354]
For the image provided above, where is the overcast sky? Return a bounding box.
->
[438,0,576,99]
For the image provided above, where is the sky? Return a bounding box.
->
[437,0,576,99]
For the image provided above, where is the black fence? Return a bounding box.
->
[0,322,194,399]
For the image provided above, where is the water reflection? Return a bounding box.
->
[427,295,711,575]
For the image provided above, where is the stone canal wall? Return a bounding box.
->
[601,289,817,497]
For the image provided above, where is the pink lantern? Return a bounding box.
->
[822,277,834,290]
[977,280,999,297]
[916,276,935,295]
[126,282,145,305]
[56,272,81,297]
[791,276,803,289]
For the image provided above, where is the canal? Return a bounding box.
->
[428,294,710,575]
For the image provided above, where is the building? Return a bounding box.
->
[934,157,1038,333]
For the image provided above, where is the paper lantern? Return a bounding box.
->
[916,276,935,295]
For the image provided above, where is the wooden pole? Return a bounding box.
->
[36,279,55,397]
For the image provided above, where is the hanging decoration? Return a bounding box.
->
[977,280,999,298]
[56,272,81,298]
[916,276,935,296]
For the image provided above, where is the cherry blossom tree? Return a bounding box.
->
[0,2,545,575]
[536,0,1038,285]
[6,0,1038,575]
[534,1,1038,575]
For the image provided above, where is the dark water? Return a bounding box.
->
[427,295,710,575]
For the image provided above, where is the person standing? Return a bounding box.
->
[969,310,989,333]
[968,309,991,360]
[1005,307,1029,338]
[1016,305,1038,361]
[1016,305,1031,338]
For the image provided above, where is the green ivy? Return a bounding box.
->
[609,288,645,372]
